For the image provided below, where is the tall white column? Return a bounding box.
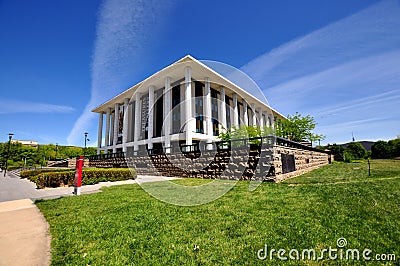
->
[263,111,268,127]
[134,93,141,151]
[128,101,134,142]
[105,107,111,153]
[270,113,275,128]
[97,112,103,154]
[258,108,263,128]
[251,103,257,126]
[164,77,171,153]
[185,66,193,146]
[272,115,276,128]
[122,98,129,152]
[148,86,154,149]
[110,112,114,146]
[191,80,195,128]
[204,78,212,137]
[219,86,227,132]
[243,100,248,126]
[113,103,120,153]
[180,83,185,132]
[232,93,239,128]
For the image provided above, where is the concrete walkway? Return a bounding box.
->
[0,172,178,266]
[0,199,50,266]
[0,172,178,202]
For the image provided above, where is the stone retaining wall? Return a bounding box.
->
[273,146,330,182]
[89,144,330,182]
[47,158,90,168]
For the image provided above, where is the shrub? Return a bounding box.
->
[29,168,136,189]
[343,150,354,163]
[389,138,400,157]
[7,165,21,171]
[371,140,392,159]
[326,144,345,161]
[345,142,367,160]
[81,168,134,185]
[20,168,72,179]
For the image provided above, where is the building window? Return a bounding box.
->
[211,88,220,136]
[238,102,242,126]
[110,110,115,145]
[247,106,253,126]
[129,101,135,142]
[262,114,266,127]
[172,84,181,134]
[195,81,204,134]
[225,95,232,130]
[140,95,149,140]
[154,89,164,138]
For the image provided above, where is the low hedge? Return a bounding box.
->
[27,168,136,189]
[20,168,73,179]
[7,165,22,171]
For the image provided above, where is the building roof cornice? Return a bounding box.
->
[91,55,285,119]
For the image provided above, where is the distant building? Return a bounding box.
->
[11,140,38,148]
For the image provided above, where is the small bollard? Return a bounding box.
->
[74,156,83,195]
[368,158,371,176]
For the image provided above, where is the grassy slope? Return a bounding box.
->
[36,160,400,265]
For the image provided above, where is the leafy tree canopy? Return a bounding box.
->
[326,144,345,161]
[276,112,325,144]
[371,138,400,159]
[218,125,274,145]
[0,143,97,169]
[345,142,367,160]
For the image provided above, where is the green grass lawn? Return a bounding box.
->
[36,160,400,265]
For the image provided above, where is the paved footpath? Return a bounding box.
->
[0,198,50,266]
[0,172,178,266]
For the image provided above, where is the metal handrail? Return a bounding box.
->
[91,135,329,159]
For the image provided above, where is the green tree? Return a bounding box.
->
[388,138,400,158]
[326,144,345,161]
[345,142,367,160]
[276,112,325,143]
[218,125,275,145]
[85,147,97,156]
[371,140,392,159]
[0,142,98,169]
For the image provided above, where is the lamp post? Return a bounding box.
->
[55,143,58,159]
[3,133,14,177]
[84,132,90,156]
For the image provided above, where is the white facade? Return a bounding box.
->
[92,55,285,154]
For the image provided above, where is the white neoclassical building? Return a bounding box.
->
[92,55,285,155]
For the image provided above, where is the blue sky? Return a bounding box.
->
[0,0,399,146]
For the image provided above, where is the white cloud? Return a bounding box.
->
[0,99,74,114]
[242,0,400,89]
[312,89,400,118]
[318,118,384,130]
[265,50,400,112]
[241,0,400,144]
[67,0,174,145]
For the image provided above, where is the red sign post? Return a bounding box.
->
[74,156,84,195]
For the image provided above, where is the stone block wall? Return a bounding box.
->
[89,143,330,182]
[273,146,330,182]
[48,158,89,168]
[89,156,126,168]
